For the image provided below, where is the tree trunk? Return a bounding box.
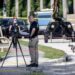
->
[40,0,43,11]
[15,0,18,17]
[27,0,31,17]
[62,0,68,19]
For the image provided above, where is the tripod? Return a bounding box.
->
[1,35,27,68]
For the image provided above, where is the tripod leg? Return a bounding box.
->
[1,41,13,68]
[15,45,18,68]
[17,40,27,66]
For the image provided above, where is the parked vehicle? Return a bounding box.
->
[44,20,75,43]
[43,0,75,43]
[35,9,54,34]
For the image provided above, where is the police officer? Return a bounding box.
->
[27,13,39,67]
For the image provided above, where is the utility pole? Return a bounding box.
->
[3,0,7,17]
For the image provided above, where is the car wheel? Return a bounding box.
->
[71,37,75,42]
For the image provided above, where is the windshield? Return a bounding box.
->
[17,20,24,25]
[37,13,52,26]
[38,15,51,18]
[8,19,25,26]
[38,13,52,18]
[1,19,9,26]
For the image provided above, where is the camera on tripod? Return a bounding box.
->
[9,18,20,48]
[1,22,26,67]
[11,24,19,48]
[11,23,19,36]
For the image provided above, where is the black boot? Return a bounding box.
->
[26,63,38,67]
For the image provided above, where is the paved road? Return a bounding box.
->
[0,61,75,75]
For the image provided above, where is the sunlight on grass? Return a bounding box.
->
[19,40,65,59]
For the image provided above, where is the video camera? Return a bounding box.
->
[10,23,19,48]
[10,18,19,37]
[12,24,19,34]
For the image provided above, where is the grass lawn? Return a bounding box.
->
[0,48,8,58]
[0,52,6,58]
[19,40,65,59]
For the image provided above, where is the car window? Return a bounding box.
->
[38,15,51,18]
[37,12,52,18]
[0,19,2,26]
[8,19,13,25]
[1,19,9,26]
[17,19,28,28]
[8,19,25,25]
[17,20,24,25]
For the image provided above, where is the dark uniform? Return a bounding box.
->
[29,21,39,65]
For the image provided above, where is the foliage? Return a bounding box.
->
[0,0,3,16]
[44,0,50,8]
[67,0,73,14]
[0,0,73,17]
[6,0,15,17]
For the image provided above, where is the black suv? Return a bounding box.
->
[0,18,29,38]
[44,21,75,43]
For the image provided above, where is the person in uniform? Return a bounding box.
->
[27,13,39,67]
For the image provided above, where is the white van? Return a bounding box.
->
[35,9,54,34]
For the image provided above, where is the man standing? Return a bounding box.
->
[27,13,39,67]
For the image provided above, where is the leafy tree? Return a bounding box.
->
[19,0,27,17]
[0,0,3,16]
[67,0,73,14]
[44,0,50,8]
[6,0,15,17]
[31,0,40,12]
[0,0,73,17]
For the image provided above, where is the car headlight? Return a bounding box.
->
[51,25,55,29]
[68,24,71,28]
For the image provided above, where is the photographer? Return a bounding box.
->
[27,12,39,67]
[9,18,20,48]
